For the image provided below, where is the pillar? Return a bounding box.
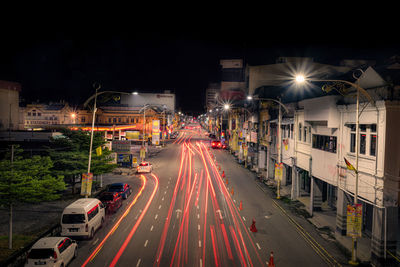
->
[371,206,398,266]
[310,177,323,214]
[335,188,348,235]
[291,168,299,200]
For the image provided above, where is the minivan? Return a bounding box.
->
[61,198,105,239]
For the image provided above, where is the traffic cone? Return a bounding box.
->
[250,218,257,232]
[268,251,275,267]
[239,200,243,211]
[231,187,234,196]
[226,178,229,185]
[222,171,225,178]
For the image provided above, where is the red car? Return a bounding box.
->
[211,140,227,149]
[98,191,122,214]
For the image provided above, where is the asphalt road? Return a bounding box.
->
[69,124,348,267]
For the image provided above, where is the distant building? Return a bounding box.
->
[205,83,220,111]
[0,80,21,131]
[219,59,246,101]
[22,102,76,130]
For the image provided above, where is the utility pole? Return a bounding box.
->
[9,145,14,249]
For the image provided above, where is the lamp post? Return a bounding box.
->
[247,96,289,199]
[295,72,374,266]
[86,83,101,198]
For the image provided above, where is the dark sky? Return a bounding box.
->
[0,12,398,115]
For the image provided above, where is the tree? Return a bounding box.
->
[47,128,116,194]
[0,145,65,249]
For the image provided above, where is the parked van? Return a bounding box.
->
[61,198,105,239]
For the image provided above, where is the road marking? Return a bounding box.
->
[150,225,154,231]
[198,224,200,230]
[199,240,201,247]
[197,205,199,209]
[242,216,246,221]
[92,238,99,245]
[166,185,168,189]
[144,240,148,247]
[136,258,141,267]
[155,214,158,220]
[200,259,202,267]
[159,205,162,209]
[164,191,167,194]
[162,197,164,201]
[197,214,200,219]
[256,243,261,250]
[234,199,236,203]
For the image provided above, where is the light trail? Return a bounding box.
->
[81,175,147,267]
[109,173,159,267]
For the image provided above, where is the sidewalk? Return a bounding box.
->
[283,184,372,265]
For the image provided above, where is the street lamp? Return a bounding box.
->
[295,71,374,266]
[247,96,289,199]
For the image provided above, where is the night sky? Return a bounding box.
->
[0,12,398,115]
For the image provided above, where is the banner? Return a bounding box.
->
[347,204,362,237]
[274,163,283,181]
[80,173,93,196]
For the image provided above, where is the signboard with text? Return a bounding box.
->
[80,173,93,196]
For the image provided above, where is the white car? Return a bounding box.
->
[25,237,78,267]
[137,161,153,173]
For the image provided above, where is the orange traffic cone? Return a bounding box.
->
[268,251,275,267]
[226,178,229,185]
[250,218,257,232]
[222,171,225,178]
[239,201,243,211]
[231,187,234,196]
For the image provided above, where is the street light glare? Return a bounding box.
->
[132,91,138,95]
[295,75,305,83]
[247,96,253,100]
[224,104,230,110]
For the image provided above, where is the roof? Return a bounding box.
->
[65,198,99,210]
[32,237,64,248]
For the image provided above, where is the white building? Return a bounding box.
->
[267,64,400,265]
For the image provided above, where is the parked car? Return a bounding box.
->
[211,140,227,149]
[61,198,105,239]
[137,161,153,173]
[107,183,132,199]
[98,191,122,214]
[25,237,77,267]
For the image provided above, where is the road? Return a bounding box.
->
[70,124,347,267]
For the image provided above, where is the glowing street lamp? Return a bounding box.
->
[295,71,374,266]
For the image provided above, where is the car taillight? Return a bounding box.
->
[53,251,58,262]
[85,224,88,232]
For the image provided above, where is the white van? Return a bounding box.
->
[61,198,105,239]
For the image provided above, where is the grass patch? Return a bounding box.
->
[0,234,36,262]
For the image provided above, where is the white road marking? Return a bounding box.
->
[234,199,236,203]
[198,224,200,230]
[242,216,246,221]
[200,259,202,267]
[162,197,164,201]
[144,240,148,247]
[164,191,167,194]
[92,238,99,245]
[155,214,158,220]
[166,185,168,189]
[199,240,201,247]
[159,205,162,209]
[136,258,141,267]
[150,225,154,231]
[197,205,199,209]
[197,214,200,219]
[256,243,261,250]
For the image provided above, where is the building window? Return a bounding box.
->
[360,134,366,154]
[298,123,302,141]
[290,124,293,139]
[28,112,31,116]
[312,134,337,153]
[118,118,121,123]
[37,113,41,117]
[113,118,116,123]
[350,133,356,153]
[370,134,377,156]
[81,117,85,123]
[108,118,111,123]
[348,123,377,156]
